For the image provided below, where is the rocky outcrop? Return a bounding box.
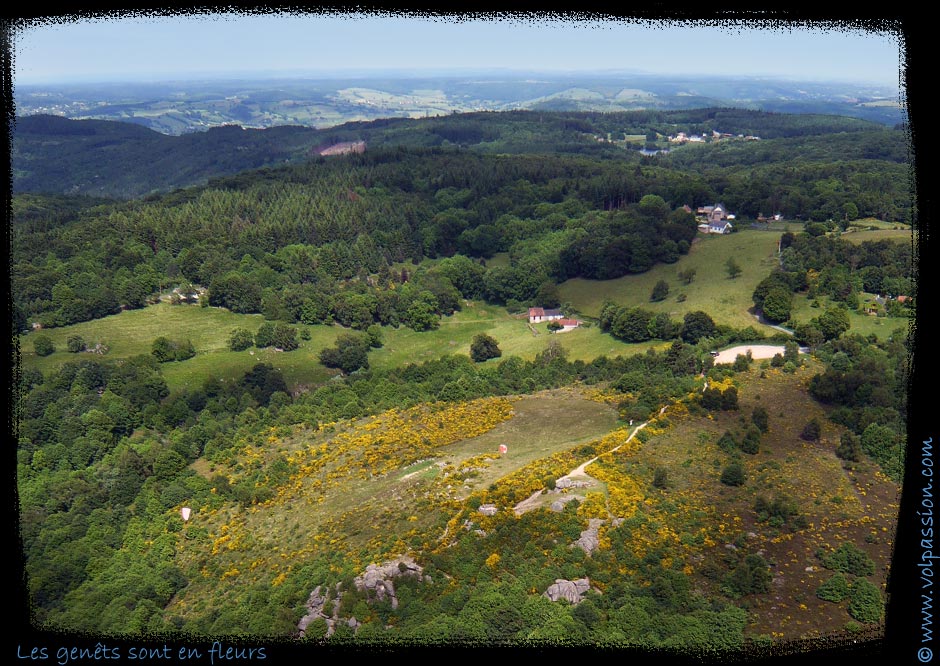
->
[543,578,598,604]
[555,477,594,490]
[354,556,424,610]
[297,557,426,638]
[297,585,340,638]
[572,518,605,555]
[549,495,580,512]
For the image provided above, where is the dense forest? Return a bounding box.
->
[12,108,912,651]
[13,107,906,198]
[12,109,910,334]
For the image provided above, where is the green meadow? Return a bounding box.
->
[788,293,910,341]
[16,303,342,391]
[846,218,911,230]
[17,224,910,393]
[559,228,788,330]
[17,300,651,393]
[838,228,914,245]
[373,302,652,372]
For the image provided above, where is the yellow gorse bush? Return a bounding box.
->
[179,397,519,587]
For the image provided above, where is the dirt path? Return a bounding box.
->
[513,420,649,516]
[559,421,648,481]
[752,310,794,335]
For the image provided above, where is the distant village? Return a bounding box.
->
[668,130,762,144]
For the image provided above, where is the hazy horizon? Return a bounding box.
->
[10,13,903,87]
[12,68,903,89]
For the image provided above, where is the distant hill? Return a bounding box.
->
[12,114,326,198]
[14,73,904,135]
[12,108,899,199]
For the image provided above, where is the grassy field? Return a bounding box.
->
[846,218,911,230]
[788,294,910,341]
[559,228,786,330]
[373,302,655,371]
[838,228,914,245]
[17,300,653,392]
[16,303,345,392]
[431,388,620,489]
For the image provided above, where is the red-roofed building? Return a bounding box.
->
[529,307,563,323]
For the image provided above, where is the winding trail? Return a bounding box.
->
[562,421,648,480]
[512,420,650,516]
[752,310,794,335]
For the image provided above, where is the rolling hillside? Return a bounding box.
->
[11,105,910,651]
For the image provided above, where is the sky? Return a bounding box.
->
[9,11,903,87]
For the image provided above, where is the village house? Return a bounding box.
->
[556,318,581,332]
[706,219,734,234]
[529,307,564,324]
[696,203,735,234]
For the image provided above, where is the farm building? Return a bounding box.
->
[697,203,735,234]
[529,307,564,324]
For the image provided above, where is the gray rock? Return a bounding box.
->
[297,585,333,637]
[573,518,605,556]
[543,577,599,605]
[555,478,593,489]
[478,504,498,516]
[544,579,583,604]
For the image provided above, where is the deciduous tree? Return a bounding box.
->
[650,279,669,302]
[33,334,54,357]
[470,333,502,363]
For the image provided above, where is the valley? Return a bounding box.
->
[11,104,912,654]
